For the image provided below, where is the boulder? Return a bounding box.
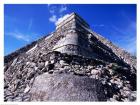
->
[30,73,106,101]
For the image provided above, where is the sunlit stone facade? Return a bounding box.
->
[53,13,96,58]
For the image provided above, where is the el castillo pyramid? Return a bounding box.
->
[4,12,136,101]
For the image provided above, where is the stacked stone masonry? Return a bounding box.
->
[4,12,136,102]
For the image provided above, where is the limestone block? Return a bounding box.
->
[30,73,106,101]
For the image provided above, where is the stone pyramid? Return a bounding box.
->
[4,12,136,101]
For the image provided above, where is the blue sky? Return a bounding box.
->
[4,4,136,55]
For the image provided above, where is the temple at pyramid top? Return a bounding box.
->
[56,12,90,30]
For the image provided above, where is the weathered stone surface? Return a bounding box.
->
[4,12,136,102]
[30,73,106,101]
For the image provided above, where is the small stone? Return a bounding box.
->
[74,65,80,68]
[108,83,112,86]
[11,58,18,66]
[126,81,130,84]
[122,98,129,102]
[30,78,34,85]
[50,54,56,60]
[120,89,131,98]
[26,62,36,68]
[16,74,22,79]
[59,60,68,66]
[74,70,86,76]
[87,65,94,70]
[4,84,9,89]
[91,69,101,79]
[123,86,130,91]
[90,75,96,79]
[34,66,38,71]
[110,79,115,84]
[4,90,12,96]
[24,85,30,93]
[109,98,118,101]
[58,68,65,73]
[63,66,71,71]
[23,94,30,101]
[55,62,61,68]
[53,70,60,74]
[59,60,65,65]
[13,97,22,101]
[27,71,36,80]
[38,62,45,70]
[87,73,91,76]
[128,91,136,101]
[27,68,34,74]
[91,69,98,75]
[7,98,13,101]
[42,67,48,73]
[48,64,54,70]
[45,61,49,66]
[117,82,123,88]
[50,60,55,64]
[48,70,54,74]
[113,94,118,99]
